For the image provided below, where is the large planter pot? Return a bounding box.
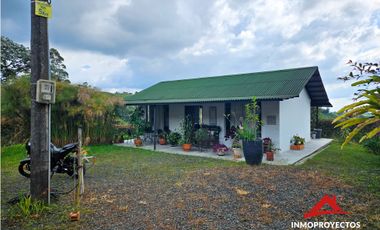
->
[290,144,304,150]
[242,140,263,165]
[134,138,142,147]
[182,143,192,152]
[159,138,166,145]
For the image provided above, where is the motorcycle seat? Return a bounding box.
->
[50,143,77,154]
[61,143,77,152]
[50,144,61,154]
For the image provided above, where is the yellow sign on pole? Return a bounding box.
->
[35,1,52,19]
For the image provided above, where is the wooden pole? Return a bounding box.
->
[75,127,84,208]
[30,0,50,204]
[78,127,84,194]
[316,106,319,128]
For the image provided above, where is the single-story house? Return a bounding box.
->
[125,66,332,152]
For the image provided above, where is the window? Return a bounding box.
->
[209,106,217,125]
[267,115,276,125]
[185,106,201,125]
[163,105,169,131]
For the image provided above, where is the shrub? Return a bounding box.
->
[179,115,193,144]
[168,132,181,146]
[362,136,380,155]
[195,128,209,144]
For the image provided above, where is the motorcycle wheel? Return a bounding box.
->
[18,161,31,178]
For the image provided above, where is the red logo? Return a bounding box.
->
[304,195,349,219]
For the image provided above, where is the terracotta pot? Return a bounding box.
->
[182,143,192,152]
[290,144,304,150]
[159,138,166,145]
[69,211,80,221]
[232,148,242,159]
[134,138,142,147]
[266,151,274,161]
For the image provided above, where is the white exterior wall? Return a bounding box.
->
[261,101,280,149]
[147,88,310,152]
[279,88,311,152]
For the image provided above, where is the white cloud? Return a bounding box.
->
[4,0,379,107]
[56,46,133,90]
[103,87,141,94]
[330,97,356,112]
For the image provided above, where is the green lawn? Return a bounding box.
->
[298,140,380,195]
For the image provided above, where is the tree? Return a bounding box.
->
[50,48,69,81]
[332,61,380,148]
[1,36,69,82]
[1,36,31,82]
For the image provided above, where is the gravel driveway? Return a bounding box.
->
[1,148,377,229]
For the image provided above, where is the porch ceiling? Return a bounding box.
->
[126,66,332,107]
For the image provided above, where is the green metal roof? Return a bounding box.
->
[126,66,332,107]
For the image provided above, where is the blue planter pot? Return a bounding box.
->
[242,140,263,165]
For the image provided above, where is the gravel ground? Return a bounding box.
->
[2,157,378,229]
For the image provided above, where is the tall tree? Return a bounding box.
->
[332,61,380,148]
[1,36,31,82]
[1,36,69,82]
[50,48,69,81]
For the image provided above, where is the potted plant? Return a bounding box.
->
[128,108,145,147]
[212,144,229,156]
[158,130,167,145]
[168,132,181,146]
[263,137,272,153]
[231,137,242,159]
[194,127,209,151]
[238,97,264,165]
[290,135,305,150]
[180,115,193,151]
[265,143,280,161]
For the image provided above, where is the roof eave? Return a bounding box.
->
[125,95,297,105]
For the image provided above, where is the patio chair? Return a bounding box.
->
[143,132,154,144]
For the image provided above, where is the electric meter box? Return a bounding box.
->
[36,79,56,104]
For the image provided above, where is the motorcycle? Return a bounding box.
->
[18,141,85,178]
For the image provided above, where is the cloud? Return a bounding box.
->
[56,47,134,90]
[103,87,141,94]
[2,0,380,110]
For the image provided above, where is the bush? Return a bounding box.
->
[362,136,380,155]
[168,132,181,146]
[195,128,209,143]
[1,77,126,146]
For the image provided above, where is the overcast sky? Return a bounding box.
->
[2,0,380,110]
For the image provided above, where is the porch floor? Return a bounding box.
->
[115,138,333,165]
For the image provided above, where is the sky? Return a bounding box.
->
[2,0,380,111]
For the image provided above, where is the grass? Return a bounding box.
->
[299,140,380,195]
[1,140,379,228]
[1,144,244,229]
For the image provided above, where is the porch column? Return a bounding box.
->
[153,105,157,151]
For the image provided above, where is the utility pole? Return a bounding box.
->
[30,0,51,203]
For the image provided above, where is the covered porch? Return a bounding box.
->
[116,138,333,165]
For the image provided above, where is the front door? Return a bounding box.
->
[185,106,201,126]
